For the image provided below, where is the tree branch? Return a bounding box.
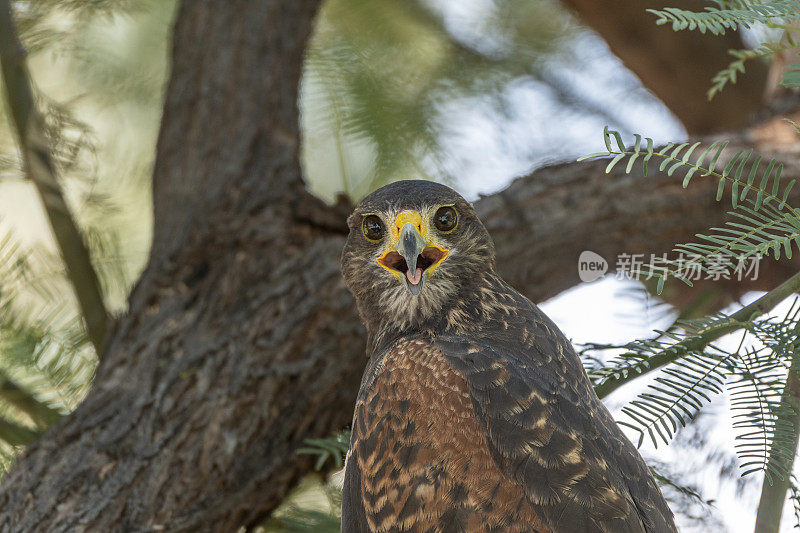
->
[479,119,800,305]
[754,322,800,533]
[0,0,109,355]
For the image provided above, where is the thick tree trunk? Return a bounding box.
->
[0,1,799,531]
[561,0,769,134]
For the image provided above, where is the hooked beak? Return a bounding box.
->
[377,210,448,296]
[397,223,426,295]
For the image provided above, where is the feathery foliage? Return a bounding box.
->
[301,0,592,201]
[649,0,800,99]
[729,346,794,481]
[709,38,798,99]
[583,302,800,487]
[580,90,800,524]
[619,348,734,448]
[649,2,800,36]
[577,27,800,514]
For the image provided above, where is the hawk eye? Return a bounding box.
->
[434,206,458,233]
[362,215,385,242]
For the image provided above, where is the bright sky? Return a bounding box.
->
[429,1,685,199]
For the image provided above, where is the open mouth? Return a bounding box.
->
[379,246,447,287]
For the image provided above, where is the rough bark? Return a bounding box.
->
[1,1,800,531]
[561,0,770,134]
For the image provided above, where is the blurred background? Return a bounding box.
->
[0,0,794,531]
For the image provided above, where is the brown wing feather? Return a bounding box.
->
[344,337,550,533]
[435,325,676,532]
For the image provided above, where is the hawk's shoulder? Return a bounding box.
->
[434,310,675,532]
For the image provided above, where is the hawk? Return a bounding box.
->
[340,180,676,533]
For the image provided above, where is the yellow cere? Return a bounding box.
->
[377,209,450,280]
[392,210,423,239]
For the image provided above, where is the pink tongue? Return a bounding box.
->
[406,267,423,285]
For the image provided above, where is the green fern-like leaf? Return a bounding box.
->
[709,39,799,99]
[729,348,796,481]
[751,304,800,362]
[648,2,800,35]
[630,200,800,284]
[585,338,686,387]
[584,128,796,210]
[588,298,800,479]
[619,350,735,448]
[585,314,740,390]
[0,231,96,413]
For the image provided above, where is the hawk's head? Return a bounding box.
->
[341,180,495,334]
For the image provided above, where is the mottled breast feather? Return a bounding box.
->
[343,337,549,533]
